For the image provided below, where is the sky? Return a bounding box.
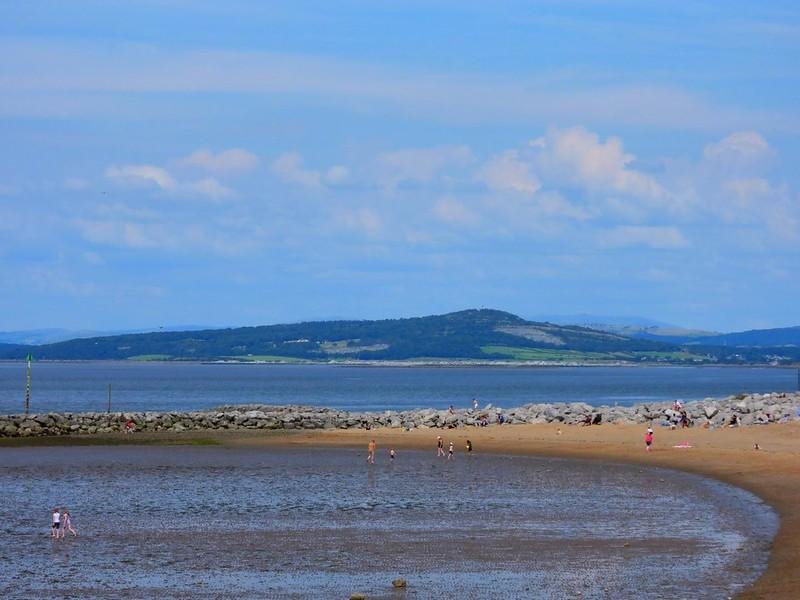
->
[1,1,798,332]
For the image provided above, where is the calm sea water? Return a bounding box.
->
[0,361,796,415]
[0,447,777,599]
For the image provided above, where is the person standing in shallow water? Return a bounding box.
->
[447,441,455,460]
[51,508,60,538]
[436,436,445,457]
[367,439,376,464]
[465,439,473,454]
[62,509,77,537]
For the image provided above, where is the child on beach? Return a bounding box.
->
[62,509,77,537]
[447,441,454,460]
[51,508,60,538]
[437,436,445,457]
[367,439,376,464]
[645,429,654,452]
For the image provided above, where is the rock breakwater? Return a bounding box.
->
[1,392,798,438]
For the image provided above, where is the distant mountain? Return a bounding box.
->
[527,313,674,328]
[527,314,717,344]
[0,309,685,363]
[692,326,800,348]
[0,325,216,346]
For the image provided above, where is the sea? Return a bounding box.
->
[0,361,796,415]
[0,447,778,599]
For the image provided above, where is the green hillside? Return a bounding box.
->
[2,309,796,364]
[0,309,692,363]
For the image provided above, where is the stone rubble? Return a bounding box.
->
[1,392,798,438]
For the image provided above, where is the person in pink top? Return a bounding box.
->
[644,429,654,452]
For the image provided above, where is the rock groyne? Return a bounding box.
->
[1,391,798,437]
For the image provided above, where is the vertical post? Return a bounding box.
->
[107,383,112,413]
[24,353,32,416]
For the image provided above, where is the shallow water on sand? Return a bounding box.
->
[0,446,777,599]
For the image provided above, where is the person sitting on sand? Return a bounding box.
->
[61,509,77,537]
[581,415,592,426]
[51,508,61,538]
[124,419,135,434]
[367,439,376,464]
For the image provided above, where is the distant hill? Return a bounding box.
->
[1,310,797,365]
[0,309,689,363]
[0,325,216,346]
[692,326,800,348]
[529,314,718,345]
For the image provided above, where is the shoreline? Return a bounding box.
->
[2,358,798,368]
[4,423,800,598]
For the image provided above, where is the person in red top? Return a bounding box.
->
[644,429,654,452]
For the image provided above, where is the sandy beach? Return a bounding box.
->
[3,422,799,598]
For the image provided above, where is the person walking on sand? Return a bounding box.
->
[367,439,376,464]
[645,429,654,452]
[437,435,445,457]
[466,439,473,454]
[51,508,61,538]
[447,441,455,460]
[62,509,77,537]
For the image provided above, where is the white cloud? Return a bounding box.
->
[178,148,259,173]
[271,152,322,188]
[105,163,233,199]
[432,197,480,226]
[531,127,665,201]
[476,150,541,193]
[703,131,772,165]
[184,177,234,199]
[599,225,689,249]
[375,145,474,189]
[106,164,176,191]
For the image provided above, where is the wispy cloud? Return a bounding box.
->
[270,152,348,188]
[177,148,259,173]
[105,163,233,199]
[599,225,690,249]
[4,39,791,132]
[375,146,474,189]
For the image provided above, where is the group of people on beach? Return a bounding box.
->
[50,507,77,539]
[366,435,474,463]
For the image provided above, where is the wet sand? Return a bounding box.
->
[3,422,799,598]
[234,422,800,599]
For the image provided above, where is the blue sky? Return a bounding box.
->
[1,1,798,331]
